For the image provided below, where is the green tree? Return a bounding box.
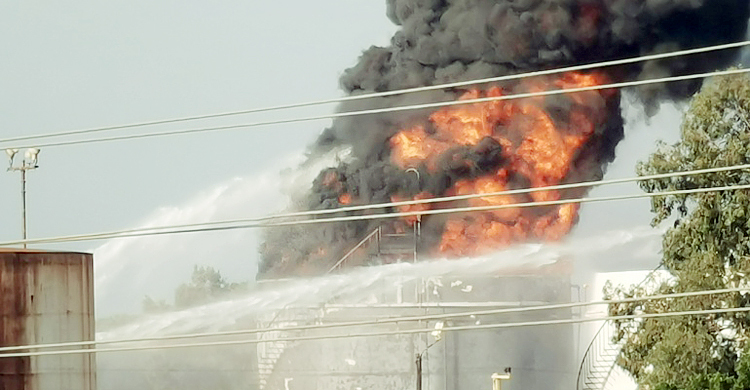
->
[606,72,750,389]
[174,265,247,308]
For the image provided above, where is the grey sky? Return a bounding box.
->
[0,0,398,314]
[0,0,395,240]
[0,1,737,316]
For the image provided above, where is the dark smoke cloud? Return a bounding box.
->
[342,0,749,113]
[259,0,749,278]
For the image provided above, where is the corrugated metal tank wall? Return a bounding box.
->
[0,250,96,390]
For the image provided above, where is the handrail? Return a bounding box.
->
[576,316,608,389]
[327,227,381,273]
[576,263,664,390]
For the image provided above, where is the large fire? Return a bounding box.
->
[389,71,613,256]
[258,0,750,277]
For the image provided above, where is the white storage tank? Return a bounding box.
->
[0,249,96,390]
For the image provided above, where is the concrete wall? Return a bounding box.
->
[0,250,96,390]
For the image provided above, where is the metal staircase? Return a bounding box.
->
[328,223,421,273]
[576,265,664,390]
[576,321,622,390]
[257,224,422,388]
[256,309,298,390]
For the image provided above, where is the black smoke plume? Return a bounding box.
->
[259,0,750,278]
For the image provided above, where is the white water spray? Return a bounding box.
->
[99,223,662,341]
[93,150,350,317]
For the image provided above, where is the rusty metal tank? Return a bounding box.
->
[0,249,96,390]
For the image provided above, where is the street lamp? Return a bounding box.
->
[6,148,40,248]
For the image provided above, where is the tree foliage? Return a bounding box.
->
[606,72,750,389]
[653,349,750,390]
[140,266,248,313]
[174,265,247,308]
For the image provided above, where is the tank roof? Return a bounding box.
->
[0,247,92,255]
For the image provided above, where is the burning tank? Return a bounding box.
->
[259,0,750,277]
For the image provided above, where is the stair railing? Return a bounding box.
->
[576,317,620,390]
[576,264,664,390]
[257,306,297,390]
[327,226,382,273]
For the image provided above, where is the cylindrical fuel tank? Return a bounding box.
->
[0,249,96,390]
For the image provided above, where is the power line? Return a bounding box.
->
[2,181,749,247]
[2,40,748,146]
[6,162,746,247]
[0,286,743,353]
[4,67,749,150]
[2,305,748,358]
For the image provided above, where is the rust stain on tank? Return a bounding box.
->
[0,251,31,390]
[0,249,96,390]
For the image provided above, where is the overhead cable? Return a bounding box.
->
[18,162,749,244]
[2,181,749,247]
[3,162,748,246]
[3,67,749,150]
[0,286,744,353]
[2,305,749,358]
[2,40,748,146]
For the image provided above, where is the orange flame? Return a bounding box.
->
[389,127,452,171]
[339,193,353,205]
[389,71,612,256]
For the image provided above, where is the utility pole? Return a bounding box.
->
[6,148,40,248]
